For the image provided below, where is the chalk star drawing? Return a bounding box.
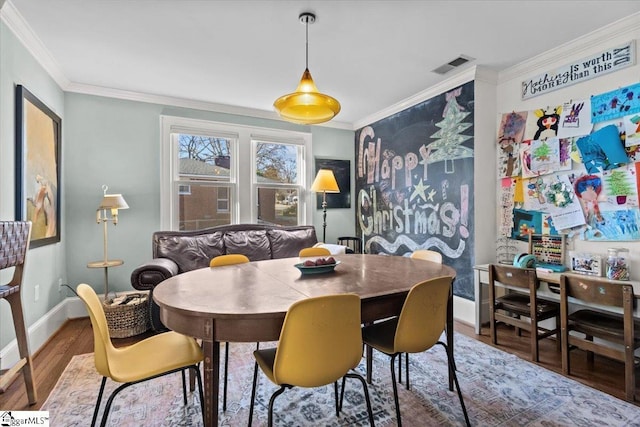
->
[427,188,437,202]
[411,179,429,202]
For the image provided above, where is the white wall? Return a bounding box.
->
[495,14,640,280]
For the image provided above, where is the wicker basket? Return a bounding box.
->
[103,291,150,338]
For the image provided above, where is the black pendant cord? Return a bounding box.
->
[305,16,309,69]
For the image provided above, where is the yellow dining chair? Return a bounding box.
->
[248,294,375,426]
[209,253,250,267]
[76,284,204,427]
[410,249,443,264]
[362,276,470,427]
[209,253,250,411]
[398,248,444,385]
[298,246,331,257]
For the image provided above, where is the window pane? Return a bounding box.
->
[257,188,298,226]
[255,142,297,184]
[179,183,232,230]
[179,134,231,180]
[217,187,229,213]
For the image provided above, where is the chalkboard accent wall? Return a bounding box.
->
[355,81,475,300]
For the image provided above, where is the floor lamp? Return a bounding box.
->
[311,169,340,243]
[89,185,129,301]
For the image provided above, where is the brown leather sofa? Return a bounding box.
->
[131,224,318,331]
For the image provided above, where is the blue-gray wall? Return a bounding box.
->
[1,20,66,349]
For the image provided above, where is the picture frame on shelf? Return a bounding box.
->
[569,251,603,276]
[15,85,62,248]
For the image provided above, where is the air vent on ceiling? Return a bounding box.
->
[432,55,474,75]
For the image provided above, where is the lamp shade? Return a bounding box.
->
[98,194,129,210]
[311,169,340,193]
[274,69,341,125]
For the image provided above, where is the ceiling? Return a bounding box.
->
[7,1,640,128]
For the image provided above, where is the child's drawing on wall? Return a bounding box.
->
[602,165,638,207]
[559,138,573,170]
[497,111,527,178]
[558,100,592,138]
[498,138,520,178]
[519,140,534,178]
[533,106,561,140]
[623,113,640,147]
[523,177,547,211]
[574,174,604,225]
[583,208,640,241]
[529,138,561,176]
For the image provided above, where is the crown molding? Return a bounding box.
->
[0,0,69,88]
[352,66,480,130]
[499,12,640,84]
[66,81,352,130]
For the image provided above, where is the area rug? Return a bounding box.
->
[41,332,640,426]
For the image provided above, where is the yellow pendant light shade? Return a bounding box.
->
[274,12,341,125]
[274,69,341,125]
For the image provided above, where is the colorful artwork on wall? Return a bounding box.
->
[497,111,527,178]
[355,81,474,300]
[523,105,562,141]
[15,85,62,248]
[576,124,628,173]
[557,99,592,138]
[591,82,640,124]
[511,208,561,241]
[499,77,640,243]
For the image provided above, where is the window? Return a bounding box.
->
[254,141,301,227]
[161,117,312,230]
[175,134,234,230]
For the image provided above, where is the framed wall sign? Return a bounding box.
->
[15,85,62,248]
[315,158,351,209]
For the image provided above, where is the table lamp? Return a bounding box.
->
[93,185,129,300]
[310,169,340,243]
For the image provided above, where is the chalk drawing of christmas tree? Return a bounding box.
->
[424,88,474,175]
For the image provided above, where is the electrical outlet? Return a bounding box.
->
[35,284,40,301]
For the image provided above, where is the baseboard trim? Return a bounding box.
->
[453,295,475,328]
[0,297,86,370]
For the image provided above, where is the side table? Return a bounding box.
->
[87,259,123,299]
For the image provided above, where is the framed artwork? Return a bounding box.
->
[314,158,351,209]
[15,85,62,248]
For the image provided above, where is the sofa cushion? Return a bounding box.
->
[155,231,225,272]
[224,230,271,261]
[269,227,318,259]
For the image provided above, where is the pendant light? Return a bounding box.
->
[273,12,341,125]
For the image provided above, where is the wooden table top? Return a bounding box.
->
[154,254,456,327]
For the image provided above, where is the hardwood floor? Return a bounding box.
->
[1,317,638,411]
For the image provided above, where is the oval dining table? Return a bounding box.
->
[153,253,456,427]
